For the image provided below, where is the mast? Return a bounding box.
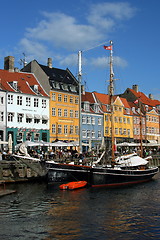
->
[108,41,115,163]
[78,51,82,153]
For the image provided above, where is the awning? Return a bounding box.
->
[42,115,49,120]
[34,114,41,119]
[26,113,33,118]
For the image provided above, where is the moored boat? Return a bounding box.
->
[46,41,159,187]
[59,181,87,190]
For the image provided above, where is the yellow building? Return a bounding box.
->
[146,108,159,142]
[50,90,79,143]
[94,92,133,142]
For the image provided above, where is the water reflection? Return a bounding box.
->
[0,176,160,240]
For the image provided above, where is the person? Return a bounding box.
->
[0,151,2,160]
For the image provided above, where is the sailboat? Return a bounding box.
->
[47,41,159,187]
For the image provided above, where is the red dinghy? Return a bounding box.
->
[59,181,87,190]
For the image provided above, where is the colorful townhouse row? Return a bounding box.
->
[0,56,159,152]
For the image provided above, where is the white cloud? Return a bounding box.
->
[90,56,127,68]
[19,2,136,68]
[19,38,50,61]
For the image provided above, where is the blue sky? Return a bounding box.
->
[1,0,160,99]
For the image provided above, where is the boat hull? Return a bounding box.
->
[47,163,91,183]
[47,162,159,188]
[90,167,159,187]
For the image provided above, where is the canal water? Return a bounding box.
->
[0,173,160,240]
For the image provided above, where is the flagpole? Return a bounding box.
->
[78,51,82,154]
[109,40,115,164]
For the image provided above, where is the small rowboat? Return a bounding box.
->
[59,181,87,190]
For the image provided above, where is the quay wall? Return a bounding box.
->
[0,160,46,183]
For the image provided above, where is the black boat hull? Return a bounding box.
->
[47,162,159,187]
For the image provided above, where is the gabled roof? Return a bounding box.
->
[82,91,95,103]
[129,88,160,107]
[0,70,48,97]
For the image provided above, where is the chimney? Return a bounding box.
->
[47,58,52,68]
[148,93,153,100]
[132,84,138,92]
[4,56,15,72]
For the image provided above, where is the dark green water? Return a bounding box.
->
[0,173,160,240]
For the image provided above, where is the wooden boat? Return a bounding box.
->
[59,181,87,190]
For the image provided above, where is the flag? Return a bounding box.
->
[134,99,138,104]
[104,45,112,50]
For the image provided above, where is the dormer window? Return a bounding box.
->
[34,85,38,93]
[13,81,18,90]
[94,104,99,113]
[126,108,130,114]
[53,82,60,89]
[9,81,18,90]
[70,85,76,92]
[84,101,90,111]
[61,83,68,91]
[145,105,149,111]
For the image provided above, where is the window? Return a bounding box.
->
[82,130,86,138]
[115,128,118,135]
[123,118,126,123]
[87,130,90,138]
[34,133,39,141]
[8,112,14,122]
[70,125,74,134]
[105,115,109,121]
[26,97,31,106]
[26,132,32,141]
[105,127,109,135]
[26,116,32,123]
[70,110,73,118]
[119,128,122,135]
[91,130,95,138]
[17,96,22,105]
[52,93,56,101]
[42,99,47,108]
[64,109,68,117]
[127,129,130,136]
[17,113,23,122]
[123,128,126,135]
[127,118,130,124]
[0,112,4,122]
[98,118,102,125]
[98,130,102,138]
[52,124,56,134]
[70,96,73,103]
[75,111,79,118]
[58,94,62,102]
[64,95,68,102]
[64,125,68,134]
[91,117,95,125]
[58,125,62,134]
[58,108,62,117]
[75,97,79,104]
[0,97,4,104]
[82,116,86,124]
[119,117,122,123]
[84,102,89,111]
[75,126,79,135]
[8,94,13,104]
[87,116,91,124]
[114,116,118,122]
[34,98,39,107]
[52,108,56,116]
